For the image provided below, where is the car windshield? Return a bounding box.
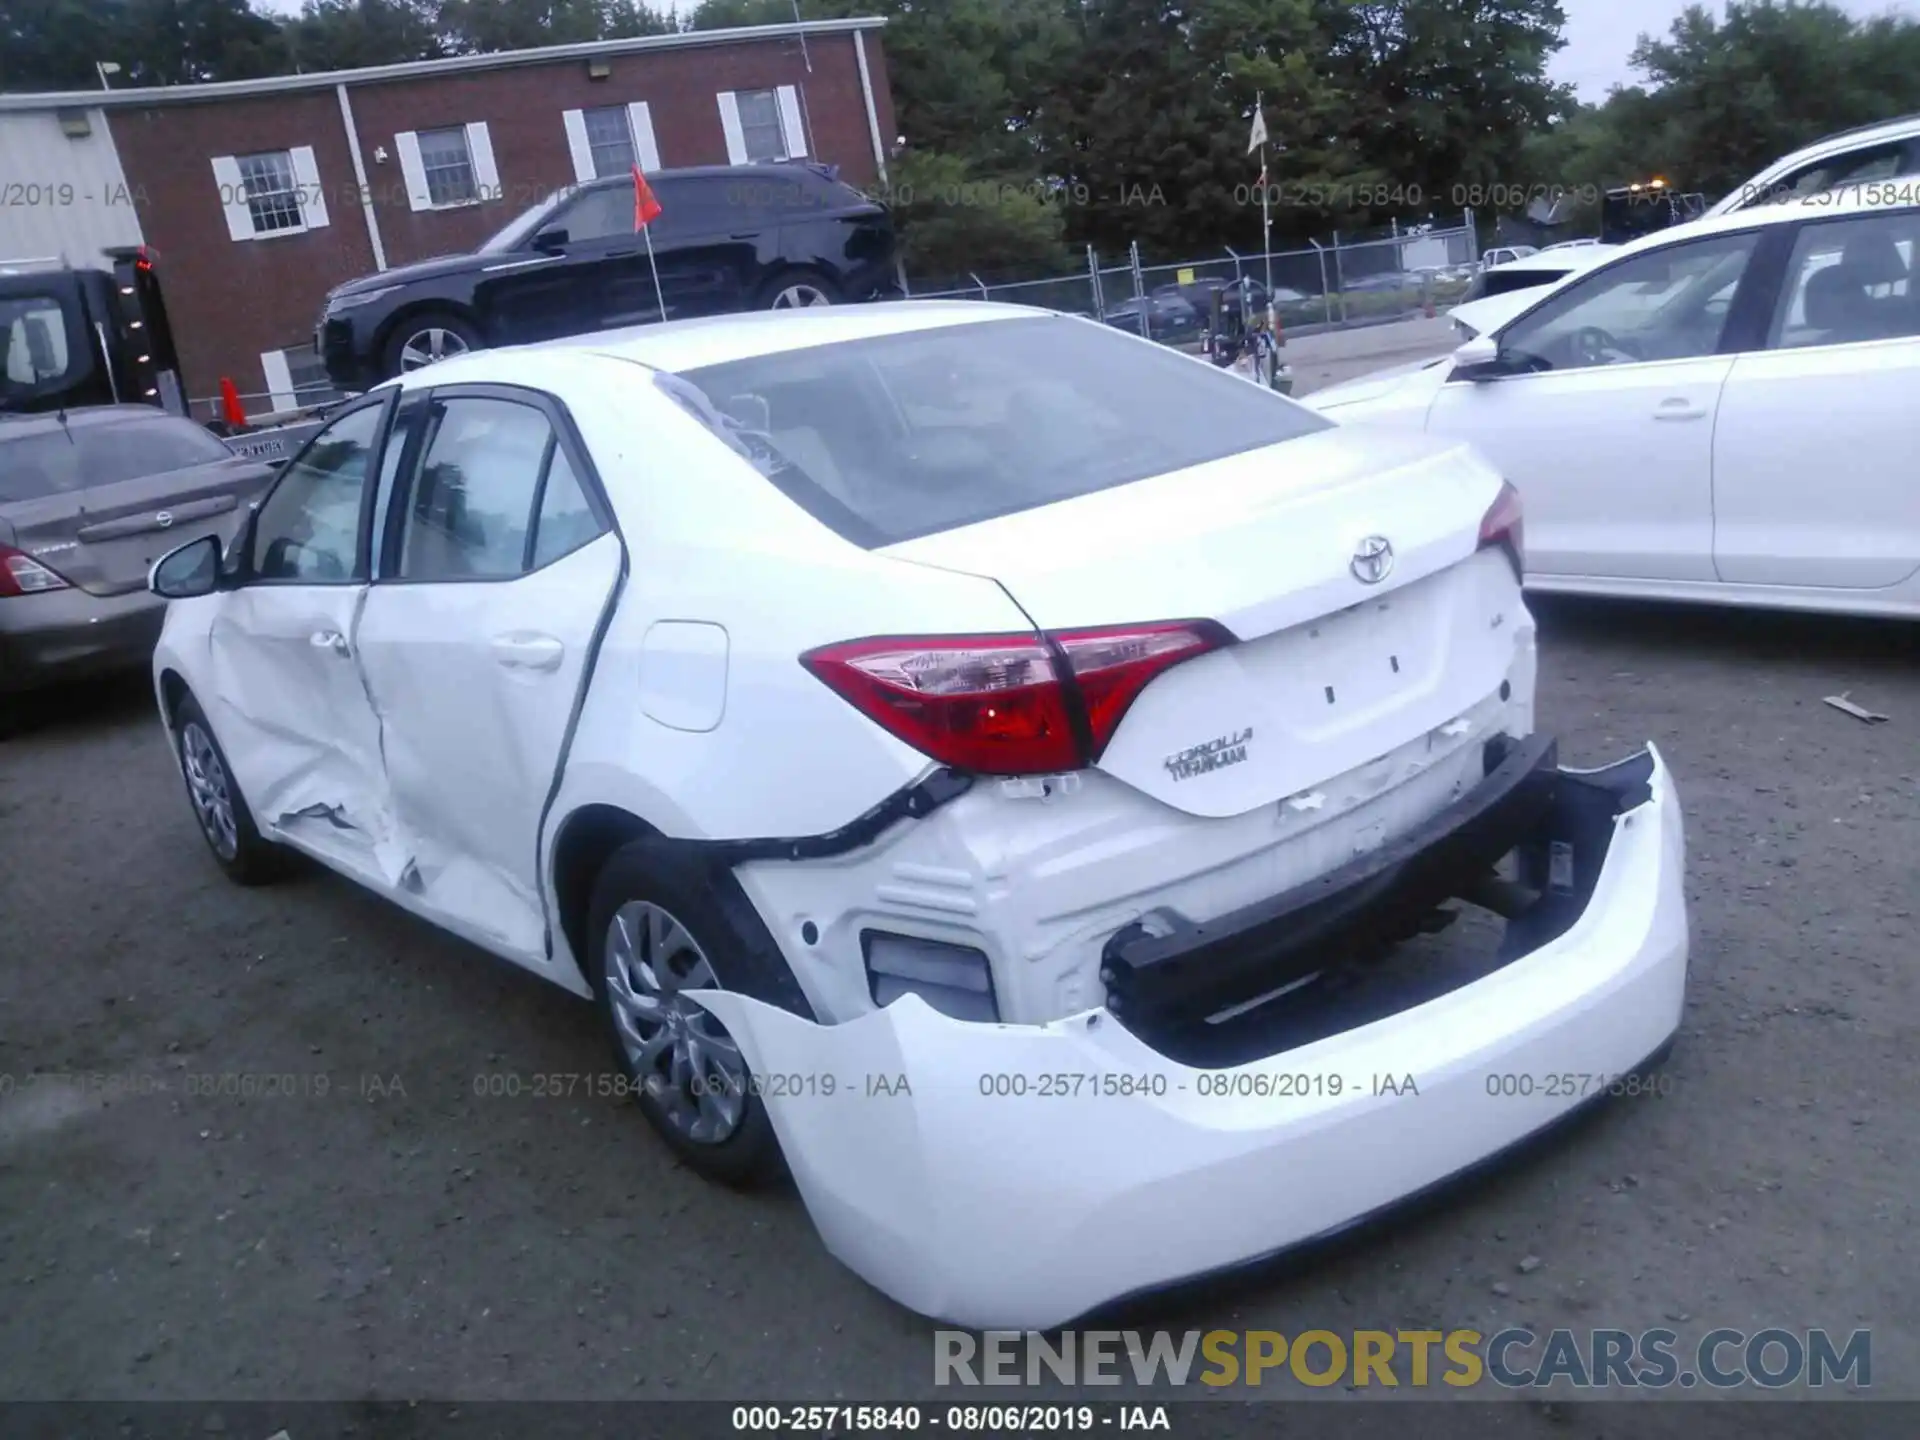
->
[0,417,235,501]
[477,186,580,254]
[662,314,1331,547]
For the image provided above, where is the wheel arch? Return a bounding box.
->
[549,802,665,987]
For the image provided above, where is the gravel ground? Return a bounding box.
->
[2,599,1913,1431]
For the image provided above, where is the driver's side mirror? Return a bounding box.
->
[1448,333,1503,381]
[149,534,222,600]
[532,226,569,253]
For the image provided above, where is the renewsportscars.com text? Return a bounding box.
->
[935,1327,1871,1390]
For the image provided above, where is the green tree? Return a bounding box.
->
[283,0,445,72]
[883,148,1070,283]
[1,0,128,90]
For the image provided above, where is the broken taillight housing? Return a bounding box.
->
[800,621,1229,776]
[1477,479,1525,579]
[0,545,72,597]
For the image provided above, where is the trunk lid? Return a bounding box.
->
[1,417,277,597]
[882,427,1526,818]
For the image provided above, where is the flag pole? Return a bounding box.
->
[643,223,665,322]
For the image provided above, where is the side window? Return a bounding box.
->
[652,177,744,239]
[396,398,552,581]
[555,183,633,245]
[1769,212,1919,350]
[251,403,384,581]
[1774,143,1911,203]
[1496,233,1760,375]
[530,447,604,568]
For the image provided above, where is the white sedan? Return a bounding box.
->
[147,302,1687,1330]
[1309,189,1920,618]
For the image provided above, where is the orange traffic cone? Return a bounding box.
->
[220,376,246,430]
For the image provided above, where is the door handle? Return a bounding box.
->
[1653,399,1709,421]
[492,632,565,672]
[309,630,350,657]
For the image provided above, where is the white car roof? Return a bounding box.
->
[391,301,1041,389]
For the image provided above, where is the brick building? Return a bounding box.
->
[0,18,895,416]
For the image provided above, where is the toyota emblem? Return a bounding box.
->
[1350,535,1394,585]
[155,511,174,529]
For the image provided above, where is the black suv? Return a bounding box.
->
[316,162,900,390]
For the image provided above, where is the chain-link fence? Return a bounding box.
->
[911,212,1483,340]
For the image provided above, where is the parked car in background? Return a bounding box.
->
[148,300,1685,1331]
[1456,246,1620,314]
[1479,245,1539,269]
[1706,112,1920,216]
[1,406,276,708]
[1306,189,1920,619]
[317,162,901,392]
[1102,289,1204,342]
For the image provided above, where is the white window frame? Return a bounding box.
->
[211,145,330,243]
[394,123,500,212]
[563,103,660,183]
[717,85,808,165]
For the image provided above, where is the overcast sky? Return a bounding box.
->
[259,0,1920,104]
[1550,0,1920,98]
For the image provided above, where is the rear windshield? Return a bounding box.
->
[0,418,235,501]
[663,314,1330,546]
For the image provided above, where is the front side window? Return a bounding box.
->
[395,398,557,581]
[582,106,636,178]
[1496,232,1760,374]
[1769,211,1919,349]
[1758,143,1913,209]
[665,314,1331,547]
[417,127,478,207]
[252,404,383,582]
[737,90,787,163]
[2,295,72,387]
[238,151,302,234]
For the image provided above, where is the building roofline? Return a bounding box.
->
[0,17,887,111]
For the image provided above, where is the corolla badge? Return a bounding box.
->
[1163,728,1253,782]
[1350,534,1394,584]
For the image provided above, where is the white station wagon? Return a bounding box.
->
[148,303,1689,1329]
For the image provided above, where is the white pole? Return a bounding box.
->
[643,224,665,322]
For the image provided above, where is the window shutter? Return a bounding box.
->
[289,145,329,229]
[394,131,432,211]
[562,109,595,182]
[211,155,254,241]
[716,92,748,165]
[776,85,808,159]
[627,101,661,172]
[466,122,499,198]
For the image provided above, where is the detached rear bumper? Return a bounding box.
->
[692,744,1687,1331]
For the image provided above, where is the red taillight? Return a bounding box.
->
[801,621,1227,776]
[0,545,72,598]
[1478,479,1525,578]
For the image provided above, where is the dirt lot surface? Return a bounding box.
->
[2,587,1914,1435]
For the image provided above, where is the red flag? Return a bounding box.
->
[633,165,662,229]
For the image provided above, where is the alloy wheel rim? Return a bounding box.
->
[181,722,238,860]
[604,901,749,1145]
[399,328,470,370]
[771,284,832,309]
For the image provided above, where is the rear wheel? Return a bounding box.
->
[382,310,482,378]
[586,838,792,1188]
[174,694,288,886]
[758,268,841,311]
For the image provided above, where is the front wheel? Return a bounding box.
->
[174,694,290,886]
[382,310,482,379]
[586,838,792,1187]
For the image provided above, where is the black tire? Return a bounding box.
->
[380,309,483,380]
[173,693,290,886]
[755,267,842,311]
[585,837,810,1189]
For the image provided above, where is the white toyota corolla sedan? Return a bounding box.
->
[148,302,1688,1329]
[1308,189,1920,619]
